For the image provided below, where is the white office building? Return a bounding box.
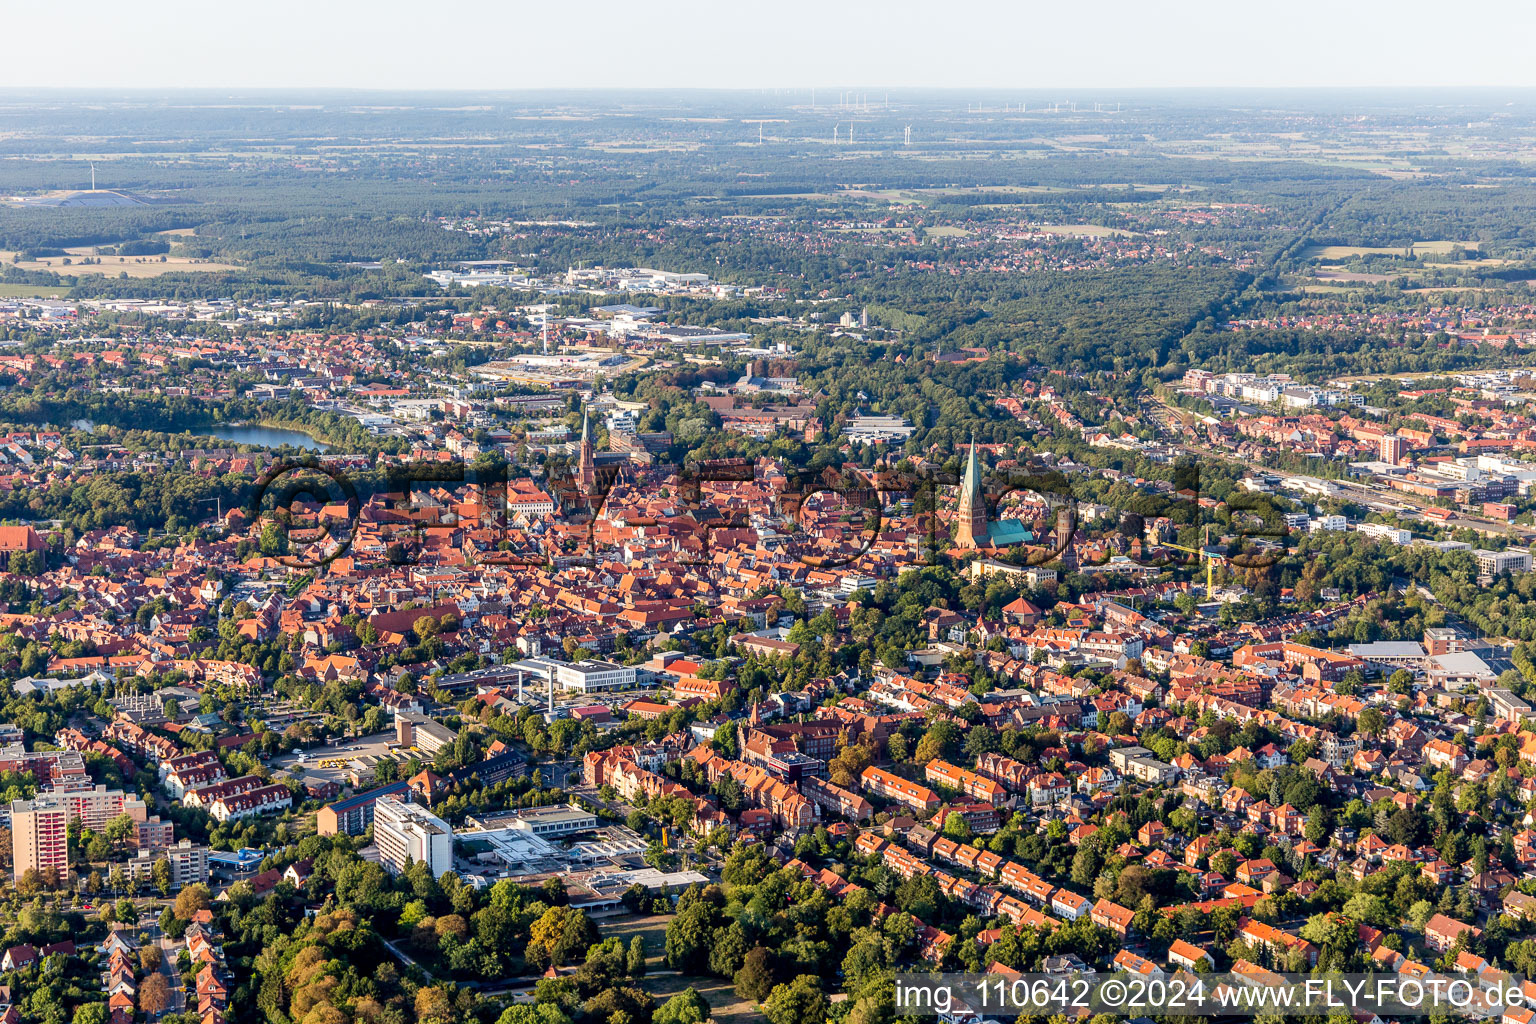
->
[1476,548,1532,577]
[1357,522,1412,546]
[374,795,454,878]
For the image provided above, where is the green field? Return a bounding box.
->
[643,973,759,1024]
[596,914,760,1024]
[598,912,674,962]
[1035,223,1133,237]
[0,283,68,298]
[1304,240,1479,259]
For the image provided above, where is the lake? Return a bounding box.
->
[208,423,332,452]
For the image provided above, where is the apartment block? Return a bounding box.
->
[11,796,69,883]
[374,795,453,877]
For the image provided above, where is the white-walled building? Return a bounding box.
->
[375,795,454,878]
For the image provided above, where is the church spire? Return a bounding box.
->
[955,433,989,549]
[576,402,596,494]
[963,433,982,498]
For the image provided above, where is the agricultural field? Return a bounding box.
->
[0,247,240,277]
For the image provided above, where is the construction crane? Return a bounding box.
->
[1151,523,1218,600]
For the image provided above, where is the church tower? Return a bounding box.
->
[576,406,596,493]
[955,435,989,549]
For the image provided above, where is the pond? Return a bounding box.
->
[208,423,332,452]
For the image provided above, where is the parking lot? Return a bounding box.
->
[268,729,409,784]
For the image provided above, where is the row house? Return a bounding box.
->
[1029,772,1071,806]
[1091,898,1135,938]
[974,752,1031,791]
[52,728,134,776]
[183,774,270,810]
[208,784,292,823]
[1233,641,1365,684]
[1051,889,1092,921]
[103,720,179,762]
[721,761,816,829]
[924,759,1006,805]
[861,766,941,813]
[161,751,227,798]
[800,776,873,822]
[929,837,1006,880]
[1236,917,1319,967]
[931,802,1002,834]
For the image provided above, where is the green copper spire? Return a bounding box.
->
[960,432,983,512]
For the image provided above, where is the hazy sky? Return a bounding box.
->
[5,0,1535,92]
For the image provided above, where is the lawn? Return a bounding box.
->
[1305,240,1478,259]
[0,283,68,297]
[1034,223,1133,238]
[642,973,759,1024]
[0,248,241,277]
[597,912,675,963]
[596,915,760,1023]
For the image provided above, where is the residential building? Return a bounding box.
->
[11,796,68,884]
[374,795,454,878]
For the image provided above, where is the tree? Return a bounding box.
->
[654,988,711,1024]
[103,813,136,855]
[496,1006,571,1024]
[152,857,173,896]
[942,811,972,841]
[139,945,163,973]
[913,720,958,764]
[666,905,714,973]
[139,973,171,1016]
[627,934,648,977]
[1342,893,1390,928]
[735,946,776,1001]
[1304,807,1329,844]
[175,883,212,919]
[259,521,289,557]
[526,906,596,969]
[1071,844,1102,887]
[828,744,873,788]
[763,974,828,1024]
[16,867,45,896]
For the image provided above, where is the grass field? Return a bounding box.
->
[598,912,674,962]
[0,283,68,298]
[1035,223,1132,237]
[1312,269,1395,283]
[0,246,240,278]
[1304,240,1479,259]
[643,973,759,1024]
[596,914,759,1023]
